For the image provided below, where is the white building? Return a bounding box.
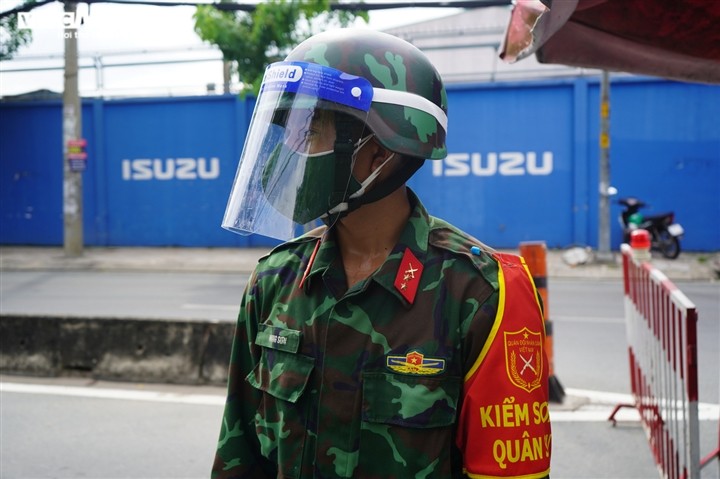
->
[385,7,601,85]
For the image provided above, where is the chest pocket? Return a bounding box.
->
[361,372,460,427]
[359,372,461,477]
[247,324,313,402]
[246,324,314,479]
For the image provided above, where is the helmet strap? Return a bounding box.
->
[324,114,424,222]
[328,114,356,209]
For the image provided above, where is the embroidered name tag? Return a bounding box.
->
[255,324,301,353]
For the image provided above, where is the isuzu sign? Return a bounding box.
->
[121,157,220,180]
[432,152,553,177]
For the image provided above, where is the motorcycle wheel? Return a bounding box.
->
[655,230,681,259]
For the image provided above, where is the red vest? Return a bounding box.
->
[456,253,552,478]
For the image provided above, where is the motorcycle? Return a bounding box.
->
[618,197,684,259]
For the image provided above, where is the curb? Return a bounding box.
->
[0,314,233,386]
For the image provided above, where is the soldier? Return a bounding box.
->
[214,28,551,478]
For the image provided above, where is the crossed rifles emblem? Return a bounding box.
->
[519,353,537,376]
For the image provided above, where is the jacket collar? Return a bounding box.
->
[300,189,430,308]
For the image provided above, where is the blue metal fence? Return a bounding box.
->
[1,76,718,250]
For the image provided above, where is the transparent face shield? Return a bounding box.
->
[222,61,373,241]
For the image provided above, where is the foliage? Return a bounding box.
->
[193,0,368,94]
[0,2,34,61]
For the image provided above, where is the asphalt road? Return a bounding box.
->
[2,375,718,479]
[551,279,720,404]
[0,270,249,321]
[1,377,222,479]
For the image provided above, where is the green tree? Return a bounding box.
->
[0,2,34,61]
[193,0,368,94]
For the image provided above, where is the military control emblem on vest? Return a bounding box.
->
[504,327,544,393]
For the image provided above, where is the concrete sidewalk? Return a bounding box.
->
[2,245,718,280]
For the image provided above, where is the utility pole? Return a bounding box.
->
[597,70,612,261]
[63,1,83,257]
[223,59,231,94]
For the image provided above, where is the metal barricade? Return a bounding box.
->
[609,243,707,479]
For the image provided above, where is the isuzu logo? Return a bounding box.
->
[121,158,220,181]
[432,152,553,177]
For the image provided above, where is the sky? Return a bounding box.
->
[0,1,462,97]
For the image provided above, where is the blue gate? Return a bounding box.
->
[1,76,718,250]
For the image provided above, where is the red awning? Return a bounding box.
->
[500,0,720,84]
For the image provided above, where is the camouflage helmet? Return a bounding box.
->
[285,28,448,160]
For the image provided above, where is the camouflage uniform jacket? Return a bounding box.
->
[212,190,540,478]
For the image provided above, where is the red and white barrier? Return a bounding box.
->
[609,243,718,479]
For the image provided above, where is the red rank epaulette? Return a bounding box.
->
[394,248,423,304]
